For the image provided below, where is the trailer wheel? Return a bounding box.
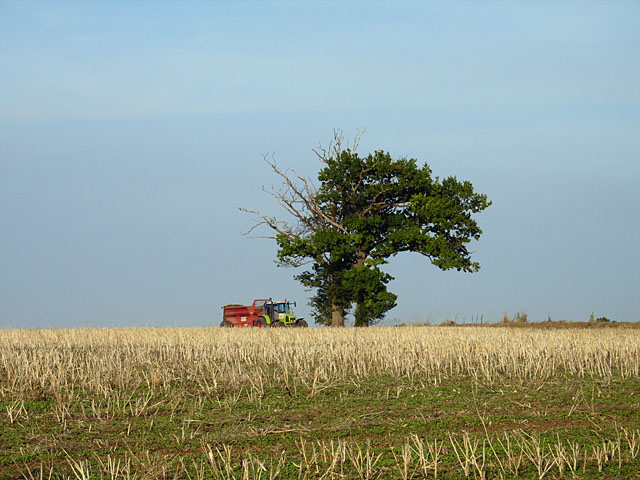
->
[255,316,267,328]
[295,319,308,328]
[271,321,284,328]
[220,320,234,328]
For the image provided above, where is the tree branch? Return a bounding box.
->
[241,153,349,240]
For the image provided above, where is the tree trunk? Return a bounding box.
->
[354,304,369,327]
[353,249,369,327]
[330,301,344,327]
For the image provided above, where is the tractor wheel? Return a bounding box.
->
[295,319,309,328]
[271,321,284,328]
[255,316,267,328]
[220,320,234,328]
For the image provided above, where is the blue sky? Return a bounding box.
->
[1,1,639,327]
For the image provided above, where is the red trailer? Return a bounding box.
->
[221,299,269,328]
[221,298,307,327]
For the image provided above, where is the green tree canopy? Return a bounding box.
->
[245,132,491,326]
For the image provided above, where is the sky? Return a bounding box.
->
[1,1,639,328]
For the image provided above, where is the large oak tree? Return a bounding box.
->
[245,132,490,326]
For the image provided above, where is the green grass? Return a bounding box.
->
[2,373,639,479]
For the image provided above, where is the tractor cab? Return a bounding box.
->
[272,302,291,314]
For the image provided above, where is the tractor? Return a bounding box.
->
[221,298,308,328]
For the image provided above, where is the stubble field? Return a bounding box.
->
[1,325,639,479]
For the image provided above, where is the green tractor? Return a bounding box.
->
[254,299,308,328]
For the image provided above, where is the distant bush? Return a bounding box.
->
[589,313,614,323]
[439,319,457,326]
[514,311,528,323]
[500,311,527,324]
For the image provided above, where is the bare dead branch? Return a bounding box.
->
[351,127,365,152]
[241,150,350,242]
[242,131,367,246]
[312,128,355,163]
